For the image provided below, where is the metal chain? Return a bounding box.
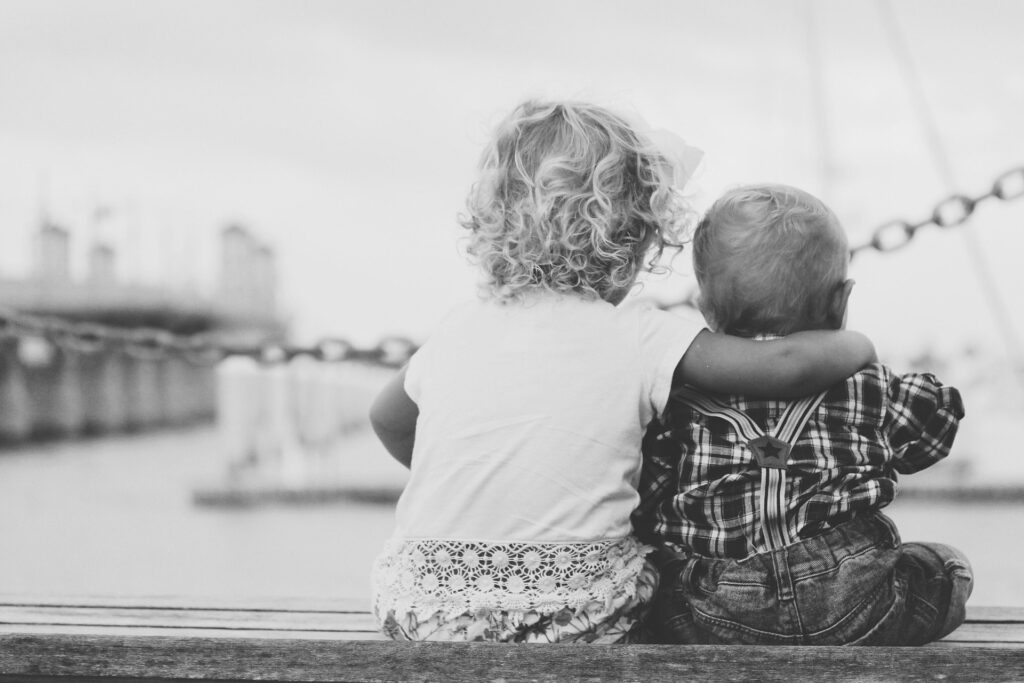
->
[653,165,1024,311]
[0,307,417,368]
[3,166,1020,364]
[850,166,1024,256]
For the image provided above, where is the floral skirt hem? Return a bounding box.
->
[378,559,659,643]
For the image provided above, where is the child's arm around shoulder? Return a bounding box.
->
[677,328,877,399]
[368,366,418,469]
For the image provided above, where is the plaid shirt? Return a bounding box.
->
[632,363,965,559]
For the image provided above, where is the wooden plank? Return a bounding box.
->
[0,624,380,641]
[0,594,369,613]
[1,623,1016,646]
[2,635,1024,682]
[962,605,1024,622]
[5,623,1019,646]
[0,605,377,632]
[3,600,1021,643]
[2,596,1017,621]
[941,622,1024,644]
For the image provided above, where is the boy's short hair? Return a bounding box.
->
[692,184,849,336]
[460,100,694,303]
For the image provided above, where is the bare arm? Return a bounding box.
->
[368,366,418,468]
[677,328,877,399]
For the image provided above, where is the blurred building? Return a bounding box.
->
[0,220,283,443]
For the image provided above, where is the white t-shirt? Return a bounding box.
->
[394,294,704,543]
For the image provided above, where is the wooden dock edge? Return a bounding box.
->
[2,635,1024,682]
[2,599,1023,681]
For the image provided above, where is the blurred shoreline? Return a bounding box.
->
[1,424,1021,607]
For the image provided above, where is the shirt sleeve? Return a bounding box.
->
[632,414,685,544]
[402,300,474,403]
[638,306,706,422]
[884,370,966,474]
[403,343,428,403]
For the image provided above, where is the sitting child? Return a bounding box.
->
[634,183,972,646]
[368,103,876,643]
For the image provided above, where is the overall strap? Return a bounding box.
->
[672,387,828,551]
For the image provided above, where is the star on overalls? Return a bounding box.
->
[748,436,789,469]
[761,440,783,462]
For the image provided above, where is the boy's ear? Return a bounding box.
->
[696,294,719,332]
[828,279,855,329]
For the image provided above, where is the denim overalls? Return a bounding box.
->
[649,389,973,646]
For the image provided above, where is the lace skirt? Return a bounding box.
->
[371,535,658,643]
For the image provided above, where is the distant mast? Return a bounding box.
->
[35,222,70,283]
[87,243,117,287]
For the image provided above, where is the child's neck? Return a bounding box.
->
[724,318,838,338]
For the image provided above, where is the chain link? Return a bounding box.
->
[47,322,111,355]
[173,333,230,366]
[3,167,1019,360]
[993,167,1024,201]
[850,166,1024,256]
[313,337,353,362]
[0,307,417,368]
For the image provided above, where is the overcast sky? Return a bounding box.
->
[1,0,1022,365]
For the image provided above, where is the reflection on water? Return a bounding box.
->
[0,427,1020,606]
[0,427,400,600]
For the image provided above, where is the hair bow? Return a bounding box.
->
[648,128,704,190]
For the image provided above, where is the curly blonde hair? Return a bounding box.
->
[460,100,693,303]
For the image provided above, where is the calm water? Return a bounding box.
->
[0,426,1021,606]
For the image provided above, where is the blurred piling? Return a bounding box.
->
[194,355,398,506]
[0,340,217,443]
[0,220,280,445]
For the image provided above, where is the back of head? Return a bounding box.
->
[461,100,693,303]
[692,184,849,336]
